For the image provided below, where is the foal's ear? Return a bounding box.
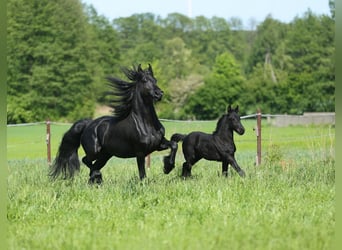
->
[148,63,154,76]
[235,105,239,112]
[227,104,232,113]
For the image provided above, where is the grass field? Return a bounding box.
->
[7,120,335,249]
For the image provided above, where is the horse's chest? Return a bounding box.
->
[213,137,235,155]
[139,129,163,148]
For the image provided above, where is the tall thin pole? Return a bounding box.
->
[46,119,51,166]
[256,109,262,166]
[146,154,151,169]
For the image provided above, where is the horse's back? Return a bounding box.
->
[183,132,223,161]
[80,116,113,154]
[185,131,212,143]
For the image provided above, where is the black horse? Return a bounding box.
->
[165,105,246,178]
[50,64,178,183]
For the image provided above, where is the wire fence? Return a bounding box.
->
[7,113,335,165]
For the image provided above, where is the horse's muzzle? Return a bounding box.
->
[154,90,163,101]
[236,127,245,135]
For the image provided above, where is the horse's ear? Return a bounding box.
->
[148,63,154,76]
[138,64,143,72]
[235,105,239,112]
[227,104,232,113]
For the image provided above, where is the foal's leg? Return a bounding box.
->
[182,161,192,178]
[182,156,200,178]
[136,155,146,180]
[228,154,245,177]
[222,160,229,177]
[181,142,200,178]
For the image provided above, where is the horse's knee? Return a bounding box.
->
[171,141,178,151]
[82,156,92,168]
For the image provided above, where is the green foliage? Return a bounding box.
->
[7,1,335,122]
[7,0,96,122]
[184,52,245,119]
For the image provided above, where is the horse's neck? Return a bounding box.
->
[214,124,234,142]
[131,98,162,131]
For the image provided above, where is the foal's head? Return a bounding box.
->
[227,105,245,135]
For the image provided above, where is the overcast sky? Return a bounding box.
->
[82,0,331,28]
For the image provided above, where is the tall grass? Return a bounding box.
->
[7,122,335,249]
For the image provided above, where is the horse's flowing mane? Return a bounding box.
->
[107,66,143,120]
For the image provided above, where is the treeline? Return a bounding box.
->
[7,0,335,123]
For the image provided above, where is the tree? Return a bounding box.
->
[284,11,335,113]
[246,15,287,74]
[183,52,245,119]
[84,5,121,103]
[7,0,95,123]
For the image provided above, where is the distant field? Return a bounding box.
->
[7,120,335,250]
[7,119,335,160]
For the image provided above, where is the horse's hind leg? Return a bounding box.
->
[181,144,200,178]
[182,157,200,178]
[182,161,192,178]
[88,153,111,184]
[82,156,93,169]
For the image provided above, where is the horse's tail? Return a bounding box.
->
[49,119,92,180]
[171,133,187,143]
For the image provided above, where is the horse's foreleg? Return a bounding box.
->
[228,155,245,178]
[160,138,178,174]
[136,155,146,180]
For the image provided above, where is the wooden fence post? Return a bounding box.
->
[46,119,51,166]
[146,154,151,169]
[256,109,262,166]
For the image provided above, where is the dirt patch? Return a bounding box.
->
[94,105,113,118]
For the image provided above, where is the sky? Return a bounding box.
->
[81,0,331,28]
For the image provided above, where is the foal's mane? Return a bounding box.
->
[212,108,238,135]
[213,115,228,135]
[107,66,144,120]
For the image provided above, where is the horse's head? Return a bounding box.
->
[227,105,245,135]
[136,64,163,103]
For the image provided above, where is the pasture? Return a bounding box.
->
[7,120,335,249]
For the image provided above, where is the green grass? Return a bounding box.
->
[7,121,335,249]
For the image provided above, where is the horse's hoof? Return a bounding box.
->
[163,156,175,174]
[89,171,103,184]
[239,170,246,178]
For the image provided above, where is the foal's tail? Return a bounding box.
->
[49,119,92,180]
[171,133,187,143]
